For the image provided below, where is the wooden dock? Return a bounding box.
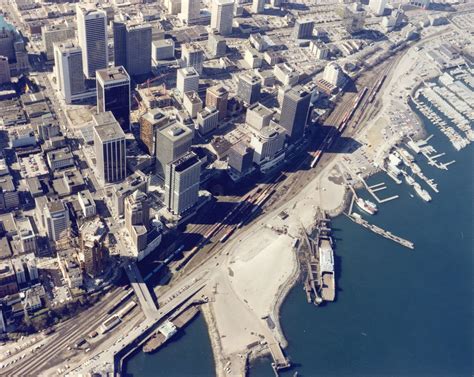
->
[358,175,399,204]
[344,213,414,250]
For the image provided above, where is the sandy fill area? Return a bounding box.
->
[229,229,295,318]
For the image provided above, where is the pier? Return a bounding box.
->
[397,151,440,194]
[300,223,322,305]
[357,175,399,203]
[269,341,291,375]
[344,213,414,250]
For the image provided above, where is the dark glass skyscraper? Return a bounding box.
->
[113,20,152,76]
[279,85,311,142]
[237,72,261,105]
[96,66,131,131]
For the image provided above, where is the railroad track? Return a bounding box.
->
[3,287,131,376]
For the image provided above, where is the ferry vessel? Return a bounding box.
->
[413,183,432,202]
[356,198,378,215]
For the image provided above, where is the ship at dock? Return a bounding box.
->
[399,148,415,165]
[404,173,416,186]
[318,237,335,302]
[413,182,432,202]
[301,213,336,305]
[356,197,378,215]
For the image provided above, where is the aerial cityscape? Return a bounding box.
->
[0,0,472,375]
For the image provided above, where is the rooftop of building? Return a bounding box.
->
[47,147,73,161]
[182,42,203,53]
[76,3,106,16]
[247,102,274,118]
[286,85,311,100]
[113,171,147,196]
[159,121,193,141]
[231,141,252,156]
[126,22,152,32]
[46,200,66,213]
[179,66,199,77]
[42,22,73,32]
[171,151,200,173]
[19,154,49,179]
[184,91,202,104]
[207,84,228,97]
[0,259,14,277]
[141,109,168,123]
[80,217,106,241]
[14,216,35,239]
[153,38,174,47]
[0,237,12,259]
[54,40,81,52]
[240,72,261,84]
[198,106,218,118]
[0,175,15,192]
[93,113,125,142]
[77,190,94,206]
[96,66,130,84]
[258,123,285,139]
[0,213,16,235]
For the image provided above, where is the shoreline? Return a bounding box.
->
[146,24,460,377]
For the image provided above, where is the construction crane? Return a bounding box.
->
[139,71,174,94]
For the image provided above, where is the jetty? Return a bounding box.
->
[397,149,439,194]
[344,213,414,250]
[356,175,399,204]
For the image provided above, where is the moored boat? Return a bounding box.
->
[413,183,432,202]
[356,198,378,215]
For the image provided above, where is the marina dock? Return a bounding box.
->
[344,213,414,250]
[357,175,399,204]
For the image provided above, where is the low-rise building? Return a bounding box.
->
[244,47,262,68]
[0,175,19,212]
[197,106,219,135]
[46,147,74,171]
[0,260,18,299]
[245,102,274,131]
[152,39,175,63]
[250,122,286,165]
[183,91,203,118]
[77,190,96,219]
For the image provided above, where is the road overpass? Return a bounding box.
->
[125,263,158,319]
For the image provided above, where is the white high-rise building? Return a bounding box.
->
[93,112,127,184]
[54,41,85,104]
[181,0,200,24]
[76,4,108,79]
[211,0,234,36]
[44,200,70,242]
[182,43,204,74]
[323,62,345,87]
[369,0,386,16]
[252,0,265,14]
[165,151,202,215]
[176,67,199,98]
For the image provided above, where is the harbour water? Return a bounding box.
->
[123,313,215,376]
[126,118,473,376]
